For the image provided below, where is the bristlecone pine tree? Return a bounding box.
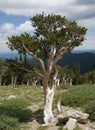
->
[7,13,87,124]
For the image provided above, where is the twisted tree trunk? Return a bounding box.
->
[43,87,55,124]
[0,75,2,86]
[42,65,58,124]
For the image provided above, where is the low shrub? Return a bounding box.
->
[0,114,19,130]
[2,98,30,109]
[61,84,95,107]
[85,101,95,121]
[0,98,33,122]
[61,84,95,121]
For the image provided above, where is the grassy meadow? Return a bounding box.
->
[0,84,95,129]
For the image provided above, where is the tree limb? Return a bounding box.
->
[54,46,67,64]
[23,44,46,74]
[46,45,56,78]
[54,40,73,64]
[50,65,58,89]
[33,68,44,78]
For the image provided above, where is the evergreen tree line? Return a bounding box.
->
[0,56,95,86]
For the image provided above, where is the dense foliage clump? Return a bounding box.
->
[0,114,19,130]
[85,101,95,121]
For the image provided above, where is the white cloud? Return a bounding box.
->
[0,0,95,53]
[0,21,34,53]
[1,23,15,32]
[74,36,95,51]
[0,0,75,17]
[0,0,95,21]
[16,21,34,33]
[0,39,11,53]
[78,17,95,30]
[0,20,34,35]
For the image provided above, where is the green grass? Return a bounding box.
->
[37,125,49,130]
[61,84,95,121]
[0,114,20,130]
[0,84,95,129]
[0,85,44,129]
[85,101,95,121]
[0,85,43,103]
[61,84,95,107]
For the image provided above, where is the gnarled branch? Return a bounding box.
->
[23,44,46,74]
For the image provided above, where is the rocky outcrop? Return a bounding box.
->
[63,118,77,130]
[58,106,89,124]
[26,105,94,130]
[28,120,40,130]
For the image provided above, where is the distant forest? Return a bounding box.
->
[0,52,95,74]
[58,52,95,74]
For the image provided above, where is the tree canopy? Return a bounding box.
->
[7,13,87,61]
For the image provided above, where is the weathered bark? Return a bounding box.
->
[43,87,55,124]
[43,65,58,124]
[11,75,17,85]
[0,75,2,85]
[14,76,17,85]
[57,91,62,114]
[27,80,30,86]
[11,75,14,85]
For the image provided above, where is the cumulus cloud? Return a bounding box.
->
[0,0,95,21]
[74,36,95,51]
[74,0,95,5]
[0,40,11,54]
[0,21,34,53]
[0,0,80,19]
[16,21,34,33]
[0,20,34,35]
[0,0,95,52]
[1,23,15,32]
[78,17,95,30]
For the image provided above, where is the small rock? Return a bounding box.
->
[7,95,17,100]
[51,117,58,125]
[27,104,40,112]
[89,122,95,129]
[63,118,77,130]
[28,119,40,130]
[78,123,93,130]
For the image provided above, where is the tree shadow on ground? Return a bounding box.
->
[0,106,43,124]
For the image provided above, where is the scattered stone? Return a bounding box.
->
[78,123,94,130]
[63,118,77,130]
[27,104,41,112]
[58,106,89,124]
[66,109,89,124]
[51,117,58,125]
[7,95,17,100]
[89,122,95,129]
[28,119,40,130]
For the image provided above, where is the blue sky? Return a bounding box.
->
[0,0,95,53]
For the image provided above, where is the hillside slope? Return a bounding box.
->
[58,52,95,74]
[1,52,95,74]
